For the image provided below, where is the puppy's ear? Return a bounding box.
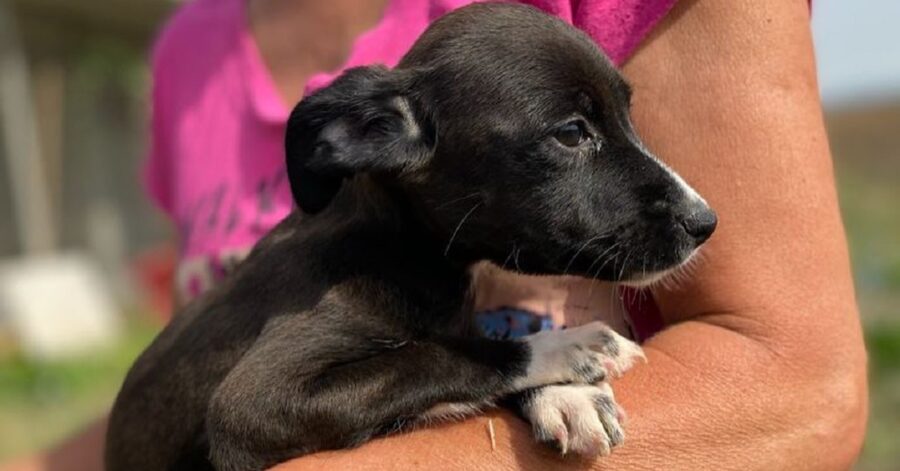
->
[285,65,432,214]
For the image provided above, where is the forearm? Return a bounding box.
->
[601,322,866,471]
[279,0,870,468]
[274,316,864,471]
[609,0,869,466]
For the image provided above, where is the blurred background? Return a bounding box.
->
[0,0,896,469]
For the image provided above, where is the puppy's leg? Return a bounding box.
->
[512,321,644,390]
[506,383,629,457]
[422,321,643,425]
[492,324,643,457]
[206,321,635,470]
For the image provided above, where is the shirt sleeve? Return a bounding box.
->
[572,0,677,65]
[518,0,677,66]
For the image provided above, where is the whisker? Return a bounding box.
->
[585,241,620,275]
[648,247,708,294]
[444,202,483,256]
[435,192,481,210]
[501,244,516,270]
[587,244,619,299]
[562,233,611,276]
[513,246,522,272]
[617,250,632,282]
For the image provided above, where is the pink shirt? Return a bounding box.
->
[145,0,677,328]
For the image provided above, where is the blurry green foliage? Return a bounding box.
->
[0,318,159,459]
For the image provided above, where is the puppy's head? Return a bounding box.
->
[285,3,716,284]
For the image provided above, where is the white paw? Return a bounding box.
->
[514,321,644,390]
[524,384,625,457]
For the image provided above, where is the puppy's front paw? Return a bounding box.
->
[516,321,644,389]
[524,384,625,457]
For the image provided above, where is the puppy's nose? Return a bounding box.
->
[680,207,717,244]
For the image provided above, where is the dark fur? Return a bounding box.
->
[106,4,715,470]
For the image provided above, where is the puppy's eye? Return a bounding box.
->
[554,121,588,147]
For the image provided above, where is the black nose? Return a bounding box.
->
[680,208,717,244]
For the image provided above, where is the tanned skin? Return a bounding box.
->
[276,1,867,470]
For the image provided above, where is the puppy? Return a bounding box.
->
[106,3,716,470]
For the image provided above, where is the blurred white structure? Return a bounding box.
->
[0,253,121,359]
[0,0,177,359]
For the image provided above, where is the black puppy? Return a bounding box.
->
[106,3,716,470]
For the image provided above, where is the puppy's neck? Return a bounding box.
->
[297,175,458,267]
[289,175,476,322]
[312,175,419,232]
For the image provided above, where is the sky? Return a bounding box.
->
[812,0,900,108]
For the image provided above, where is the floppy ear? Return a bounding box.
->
[284,65,433,214]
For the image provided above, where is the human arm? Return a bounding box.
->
[274,0,867,469]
